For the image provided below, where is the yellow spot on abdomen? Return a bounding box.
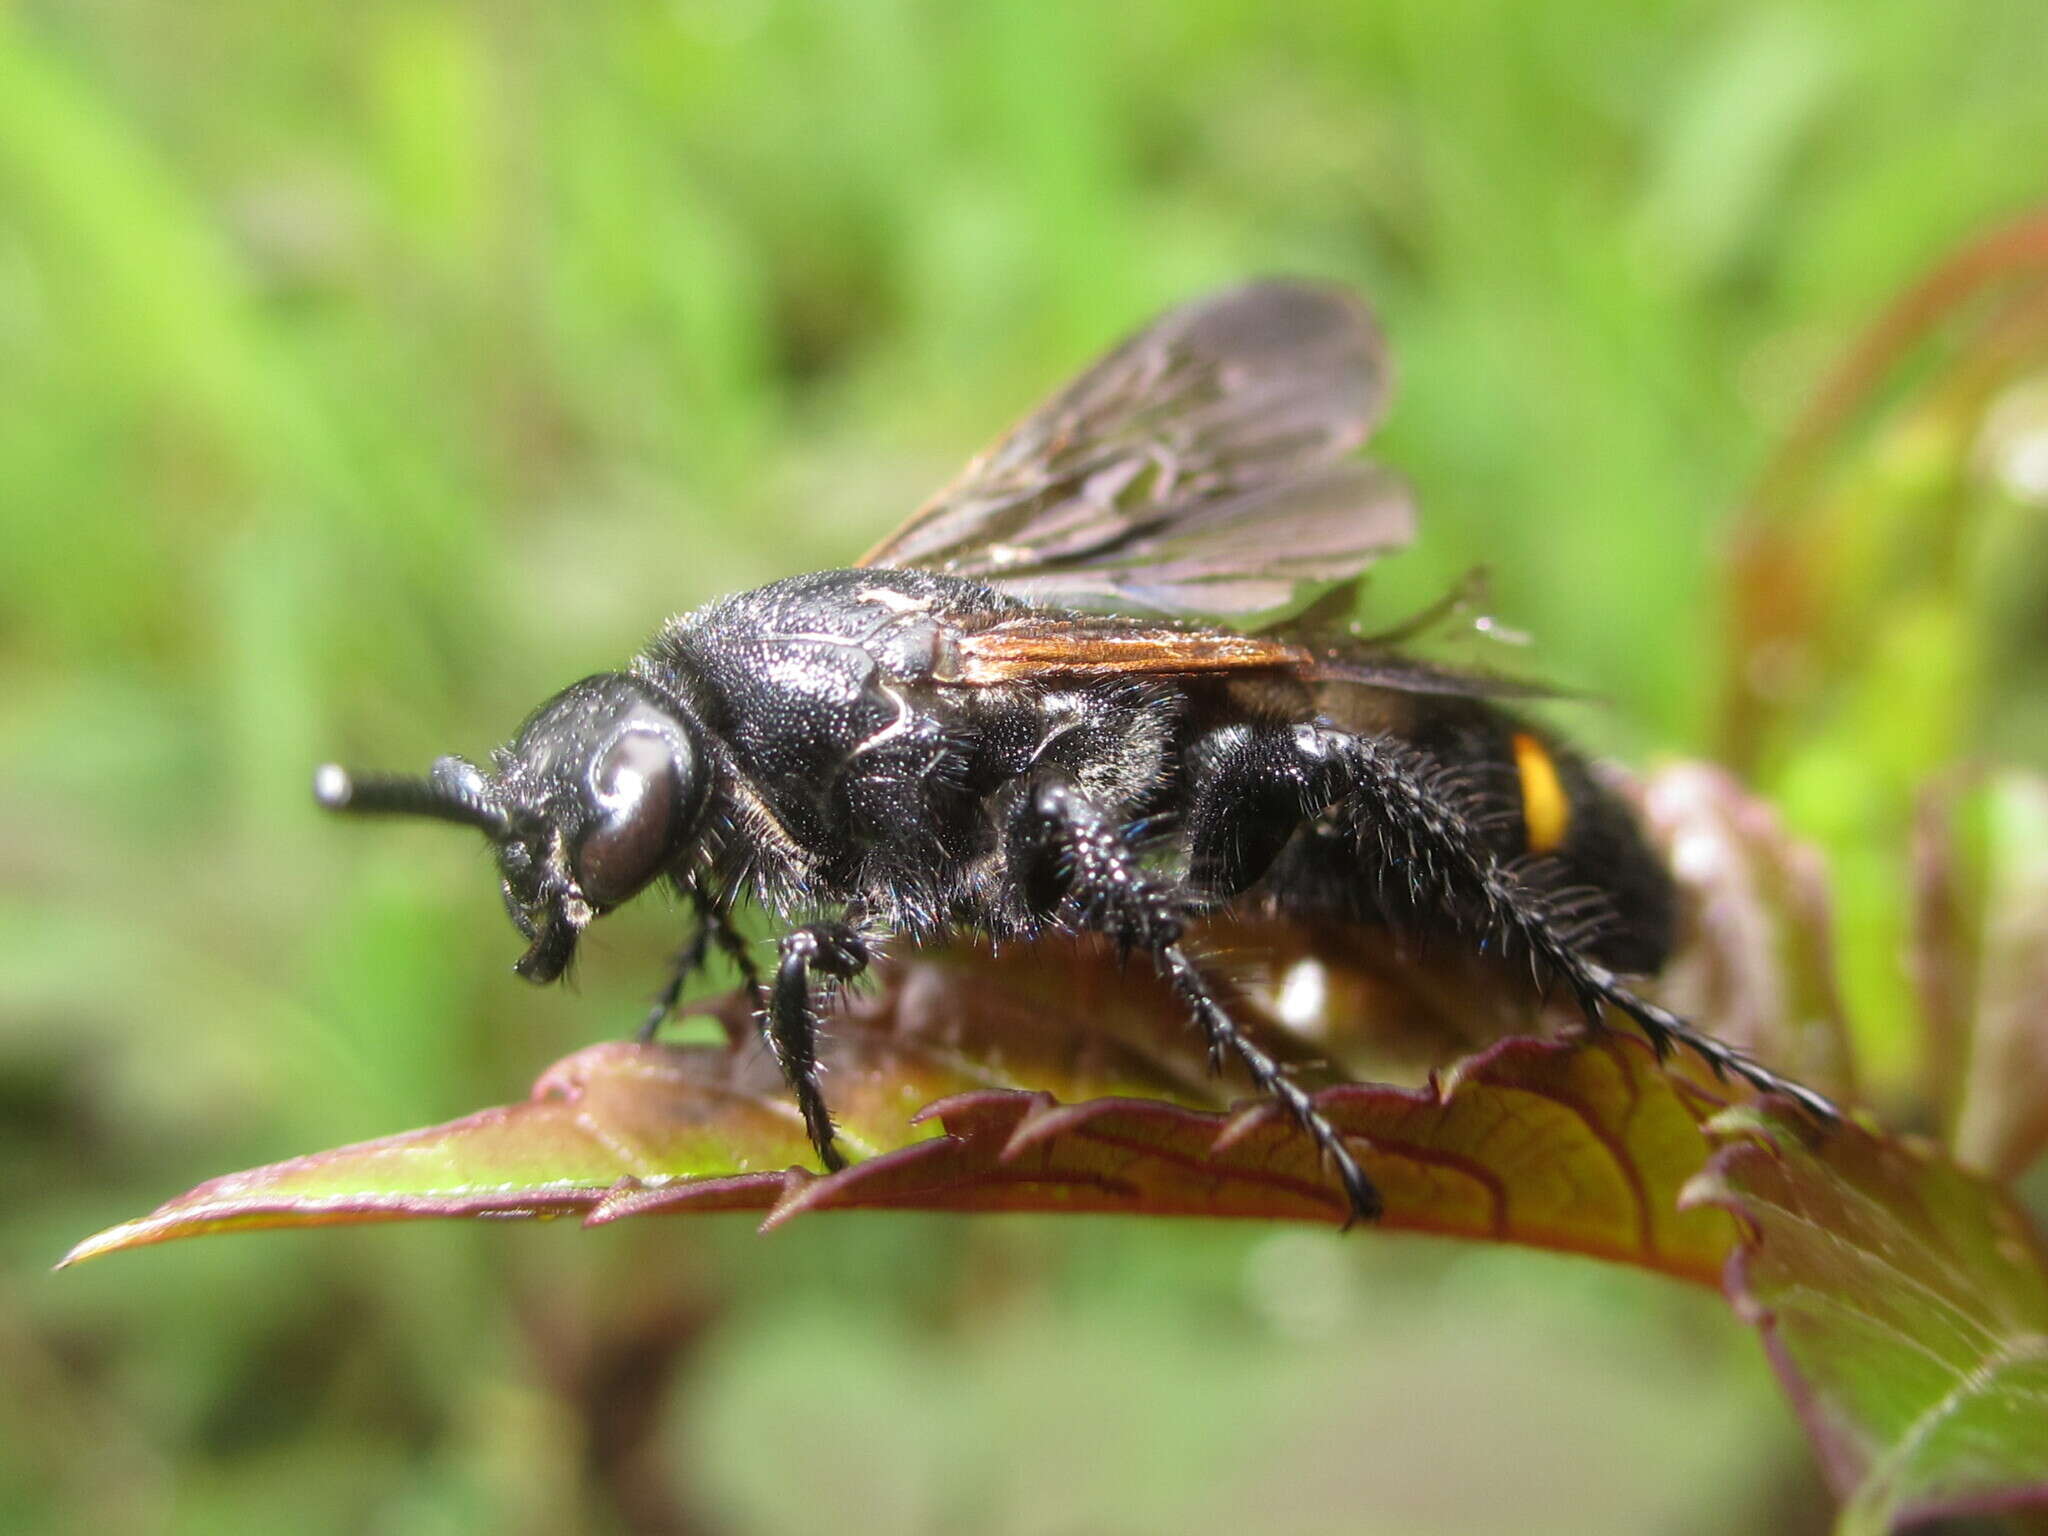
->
[1512,732,1571,855]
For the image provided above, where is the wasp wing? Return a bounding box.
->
[941,612,1569,700]
[936,615,1312,685]
[859,282,1412,621]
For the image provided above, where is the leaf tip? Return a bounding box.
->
[55,1218,161,1269]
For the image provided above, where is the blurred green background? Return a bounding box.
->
[4,3,2046,1533]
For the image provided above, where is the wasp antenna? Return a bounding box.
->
[313,763,513,839]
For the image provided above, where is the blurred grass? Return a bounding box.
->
[2,2,2044,1533]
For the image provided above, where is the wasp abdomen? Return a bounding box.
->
[1397,704,1674,975]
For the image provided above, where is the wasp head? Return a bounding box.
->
[316,674,710,984]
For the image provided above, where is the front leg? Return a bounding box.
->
[636,885,766,1043]
[769,923,869,1173]
[1011,778,1382,1225]
[636,924,714,1044]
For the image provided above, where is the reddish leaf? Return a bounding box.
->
[63,935,1738,1283]
[1635,762,1859,1101]
[1684,1106,2048,1533]
[1914,772,2048,1179]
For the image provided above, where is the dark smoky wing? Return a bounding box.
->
[977,462,1414,619]
[1301,652,1579,701]
[859,281,1412,621]
[1267,612,1575,699]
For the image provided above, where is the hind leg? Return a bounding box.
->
[1185,722,1838,1120]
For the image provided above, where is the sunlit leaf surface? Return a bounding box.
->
[64,935,1736,1283]
[1684,1107,2048,1534]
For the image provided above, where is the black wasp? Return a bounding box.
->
[317,282,1835,1223]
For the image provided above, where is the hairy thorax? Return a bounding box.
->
[636,570,1181,924]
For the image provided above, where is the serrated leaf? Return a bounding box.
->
[64,935,1737,1283]
[1684,1106,2048,1534]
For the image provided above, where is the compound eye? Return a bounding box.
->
[572,730,682,908]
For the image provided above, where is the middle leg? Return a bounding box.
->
[1009,776,1382,1223]
[767,922,870,1173]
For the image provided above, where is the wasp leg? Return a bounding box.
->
[1012,777,1382,1225]
[638,924,715,1043]
[636,887,765,1043]
[768,923,866,1173]
[1192,723,1838,1122]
